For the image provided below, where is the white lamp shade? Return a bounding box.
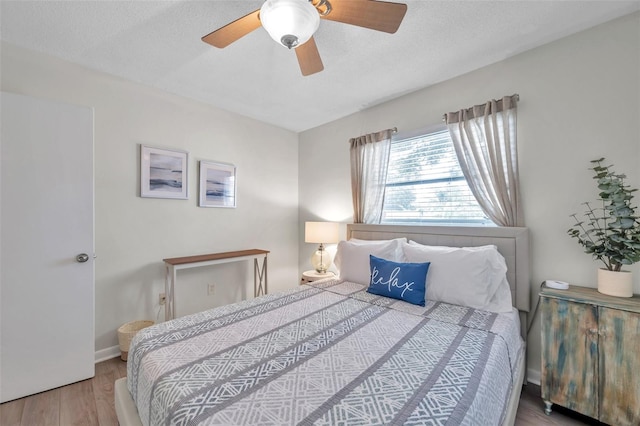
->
[305,221,340,244]
[260,0,320,49]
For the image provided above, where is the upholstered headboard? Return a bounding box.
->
[347,224,531,339]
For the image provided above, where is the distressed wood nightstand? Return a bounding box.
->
[540,285,640,425]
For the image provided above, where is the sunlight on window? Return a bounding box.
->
[381,127,493,226]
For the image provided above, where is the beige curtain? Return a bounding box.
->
[444,94,523,226]
[349,129,394,224]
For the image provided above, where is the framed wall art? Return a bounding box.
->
[140,145,188,199]
[199,160,236,208]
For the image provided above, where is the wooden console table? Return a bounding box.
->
[163,249,269,320]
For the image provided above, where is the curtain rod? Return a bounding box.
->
[442,93,520,122]
[347,127,397,143]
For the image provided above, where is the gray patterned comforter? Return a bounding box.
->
[127,279,524,426]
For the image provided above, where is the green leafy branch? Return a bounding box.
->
[567,158,640,271]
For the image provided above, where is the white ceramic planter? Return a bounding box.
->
[597,268,633,297]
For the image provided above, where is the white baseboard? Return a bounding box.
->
[527,368,541,386]
[95,345,121,363]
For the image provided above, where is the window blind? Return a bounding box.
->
[381,128,491,225]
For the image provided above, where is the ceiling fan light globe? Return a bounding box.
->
[260,0,320,49]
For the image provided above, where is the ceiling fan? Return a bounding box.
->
[201,0,407,76]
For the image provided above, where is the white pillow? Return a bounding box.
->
[484,276,513,313]
[335,238,405,285]
[401,242,512,312]
[350,238,407,244]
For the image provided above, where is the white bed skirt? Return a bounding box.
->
[114,376,143,426]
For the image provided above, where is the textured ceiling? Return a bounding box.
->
[1,1,638,132]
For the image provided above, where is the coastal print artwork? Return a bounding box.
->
[140,145,188,199]
[199,161,236,208]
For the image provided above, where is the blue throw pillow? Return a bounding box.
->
[367,255,429,306]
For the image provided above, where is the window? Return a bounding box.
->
[381,125,493,226]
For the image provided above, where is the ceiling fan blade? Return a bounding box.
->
[295,37,324,76]
[321,0,407,34]
[202,9,261,48]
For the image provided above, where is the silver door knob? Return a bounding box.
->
[76,253,89,263]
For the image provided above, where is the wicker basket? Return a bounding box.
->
[117,320,154,361]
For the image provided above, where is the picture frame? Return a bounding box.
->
[140,145,188,199]
[199,160,237,208]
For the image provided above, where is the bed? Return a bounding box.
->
[115,224,530,425]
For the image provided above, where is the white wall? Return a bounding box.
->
[1,42,301,354]
[298,12,640,382]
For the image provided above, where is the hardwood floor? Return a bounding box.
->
[1,359,600,426]
[1,357,126,426]
[516,384,604,426]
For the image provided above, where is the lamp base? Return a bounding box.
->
[310,244,332,274]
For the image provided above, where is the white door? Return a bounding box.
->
[0,92,95,403]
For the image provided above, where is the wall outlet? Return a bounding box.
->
[159,293,166,305]
[207,283,215,295]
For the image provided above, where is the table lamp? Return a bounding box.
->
[305,221,340,274]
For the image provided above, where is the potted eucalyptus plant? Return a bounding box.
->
[567,158,640,297]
